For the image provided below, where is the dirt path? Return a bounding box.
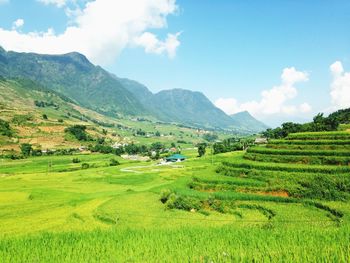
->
[120,163,184,173]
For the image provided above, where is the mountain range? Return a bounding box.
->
[0,47,268,133]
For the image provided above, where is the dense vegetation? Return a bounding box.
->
[0,48,267,132]
[1,128,350,261]
[0,118,13,137]
[263,108,350,139]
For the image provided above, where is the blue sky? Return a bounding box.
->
[0,0,349,126]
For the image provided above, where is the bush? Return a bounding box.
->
[12,114,33,125]
[65,125,90,141]
[0,119,13,137]
[20,143,32,157]
[109,158,120,166]
[164,193,202,211]
[160,189,172,204]
[72,158,81,163]
[81,163,90,169]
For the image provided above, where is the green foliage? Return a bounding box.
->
[81,163,90,169]
[34,100,58,108]
[286,131,350,140]
[164,193,202,211]
[247,146,350,157]
[109,158,120,166]
[11,114,33,125]
[213,137,252,154]
[222,159,350,174]
[72,158,81,163]
[65,125,90,141]
[263,108,350,139]
[269,139,350,145]
[20,143,32,157]
[0,118,13,137]
[197,143,206,157]
[42,114,48,120]
[244,152,350,166]
[203,133,218,142]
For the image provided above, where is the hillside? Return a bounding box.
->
[0,47,146,116]
[119,78,254,130]
[0,77,230,154]
[1,129,350,261]
[0,47,267,133]
[230,111,269,133]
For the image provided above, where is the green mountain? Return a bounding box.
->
[118,78,235,129]
[230,111,269,133]
[0,47,268,133]
[151,89,235,129]
[0,47,146,116]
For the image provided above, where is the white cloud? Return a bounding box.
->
[214,98,240,116]
[330,61,350,110]
[299,102,312,113]
[12,19,24,30]
[37,0,67,8]
[135,31,181,59]
[0,0,181,65]
[215,67,311,116]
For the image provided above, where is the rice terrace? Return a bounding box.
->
[1,1,350,262]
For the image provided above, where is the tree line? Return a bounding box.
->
[263,108,350,139]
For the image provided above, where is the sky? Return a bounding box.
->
[0,0,349,127]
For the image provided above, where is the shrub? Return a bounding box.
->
[0,119,13,137]
[109,158,120,166]
[20,143,32,157]
[72,158,81,163]
[81,163,90,169]
[12,114,33,125]
[160,189,172,204]
[65,125,90,141]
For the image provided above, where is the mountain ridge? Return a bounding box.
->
[0,47,268,133]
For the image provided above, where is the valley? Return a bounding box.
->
[0,49,349,262]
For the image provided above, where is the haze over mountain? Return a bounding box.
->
[0,47,267,133]
[230,111,269,133]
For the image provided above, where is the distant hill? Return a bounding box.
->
[118,79,236,129]
[230,111,269,133]
[0,47,146,117]
[0,47,266,133]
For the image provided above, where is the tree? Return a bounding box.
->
[197,143,206,157]
[0,119,13,137]
[65,125,89,141]
[150,142,164,151]
[42,114,48,120]
[20,143,32,157]
[203,133,218,142]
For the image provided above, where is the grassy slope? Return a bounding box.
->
[0,79,228,153]
[0,148,350,261]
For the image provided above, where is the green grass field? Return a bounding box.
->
[1,133,350,262]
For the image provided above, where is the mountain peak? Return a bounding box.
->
[64,52,91,65]
[231,111,269,133]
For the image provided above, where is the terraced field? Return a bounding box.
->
[1,132,350,261]
[164,131,350,228]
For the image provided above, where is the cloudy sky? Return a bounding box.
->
[0,0,349,126]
